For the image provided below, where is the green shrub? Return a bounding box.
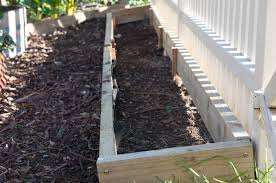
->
[0,30,16,52]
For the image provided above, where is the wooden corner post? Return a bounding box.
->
[172,47,178,78]
[112,16,116,31]
[149,8,154,26]
[158,26,163,49]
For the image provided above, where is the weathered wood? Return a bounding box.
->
[26,5,146,36]
[149,8,154,26]
[99,13,116,158]
[111,48,116,61]
[112,5,150,25]
[100,46,116,158]
[172,47,178,77]
[105,13,114,46]
[158,26,163,49]
[97,140,254,183]
[112,15,117,31]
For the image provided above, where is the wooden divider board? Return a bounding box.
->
[99,5,150,158]
[112,5,150,25]
[97,140,253,183]
[99,13,116,158]
[105,13,114,46]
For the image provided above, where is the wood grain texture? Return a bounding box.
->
[97,140,254,183]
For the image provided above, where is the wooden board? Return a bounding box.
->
[112,5,150,25]
[26,5,145,36]
[99,14,116,158]
[104,13,114,46]
[99,46,116,158]
[97,140,254,183]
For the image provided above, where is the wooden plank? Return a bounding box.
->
[172,47,178,77]
[111,47,116,61]
[104,13,114,46]
[158,26,163,49]
[149,8,154,26]
[97,140,254,183]
[26,4,133,36]
[99,46,116,158]
[112,5,150,25]
[100,13,116,158]
[112,16,116,30]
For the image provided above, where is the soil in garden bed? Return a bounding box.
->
[114,21,213,154]
[0,18,105,182]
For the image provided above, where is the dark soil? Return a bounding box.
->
[114,21,213,154]
[0,18,105,183]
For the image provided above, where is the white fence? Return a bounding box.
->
[151,0,276,172]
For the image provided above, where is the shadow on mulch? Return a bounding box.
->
[0,18,105,183]
[113,21,213,154]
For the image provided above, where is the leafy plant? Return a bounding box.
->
[0,30,16,52]
[67,0,76,15]
[77,0,148,6]
[124,0,149,6]
[8,0,76,22]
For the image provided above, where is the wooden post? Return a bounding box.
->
[158,26,163,49]
[172,47,178,78]
[111,39,116,61]
[111,47,116,61]
[112,16,116,31]
[149,8,154,26]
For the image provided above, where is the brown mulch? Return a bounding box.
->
[114,21,213,154]
[0,18,105,183]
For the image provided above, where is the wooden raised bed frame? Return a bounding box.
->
[97,6,254,183]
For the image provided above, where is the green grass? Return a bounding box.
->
[156,156,274,183]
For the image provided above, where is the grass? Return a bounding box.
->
[156,155,274,183]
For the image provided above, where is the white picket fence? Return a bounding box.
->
[151,0,276,173]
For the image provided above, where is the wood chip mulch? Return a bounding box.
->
[114,21,213,154]
[0,18,105,183]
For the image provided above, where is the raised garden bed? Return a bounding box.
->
[97,7,254,183]
[114,21,212,153]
